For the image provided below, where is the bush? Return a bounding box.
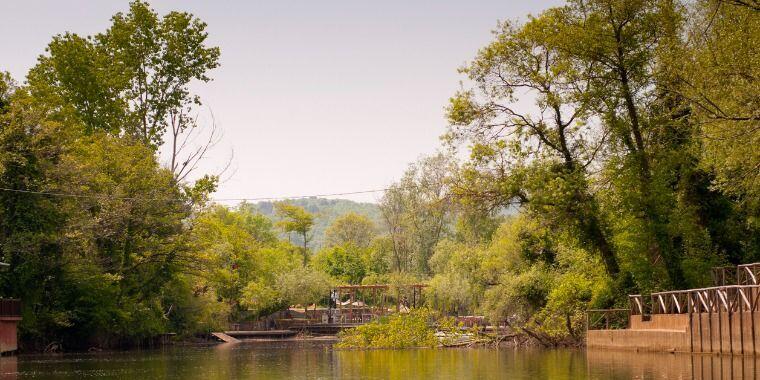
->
[336,308,438,349]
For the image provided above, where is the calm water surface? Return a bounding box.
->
[2,341,758,379]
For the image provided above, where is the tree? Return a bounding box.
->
[554,0,760,287]
[680,0,760,215]
[324,212,377,248]
[0,72,15,110]
[274,202,315,263]
[446,14,620,276]
[0,1,225,349]
[557,0,691,287]
[27,0,221,180]
[0,82,206,348]
[275,266,332,310]
[313,243,368,284]
[191,205,301,319]
[379,154,455,274]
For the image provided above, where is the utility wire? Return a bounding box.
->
[0,186,389,203]
[214,188,389,202]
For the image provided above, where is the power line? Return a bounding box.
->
[214,188,389,202]
[0,186,389,203]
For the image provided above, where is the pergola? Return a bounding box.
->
[332,284,427,323]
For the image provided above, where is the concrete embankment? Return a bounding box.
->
[588,312,760,354]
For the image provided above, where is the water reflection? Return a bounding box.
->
[2,342,759,379]
[587,349,758,379]
[0,357,16,380]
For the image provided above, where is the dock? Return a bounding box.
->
[224,330,297,339]
[211,332,240,343]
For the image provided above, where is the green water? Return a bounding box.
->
[2,341,759,379]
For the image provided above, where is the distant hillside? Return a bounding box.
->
[246,198,383,249]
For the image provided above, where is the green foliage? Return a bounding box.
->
[336,308,438,349]
[324,212,377,248]
[445,0,760,298]
[379,153,457,274]
[0,84,197,349]
[274,201,315,252]
[1,1,223,349]
[425,214,612,343]
[1,0,759,352]
[682,0,760,218]
[274,266,333,308]
[27,0,220,147]
[250,198,383,249]
[313,243,369,284]
[0,72,15,110]
[426,240,481,315]
[191,205,300,319]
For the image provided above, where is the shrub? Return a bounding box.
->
[336,308,438,349]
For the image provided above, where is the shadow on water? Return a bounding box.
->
[2,342,759,379]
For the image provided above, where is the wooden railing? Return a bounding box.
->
[586,309,629,330]
[0,299,21,317]
[595,264,760,353]
[629,294,646,315]
[738,263,760,285]
[712,266,738,286]
[647,285,760,315]
[650,289,691,314]
[711,263,760,286]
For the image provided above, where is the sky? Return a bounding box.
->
[1,0,562,203]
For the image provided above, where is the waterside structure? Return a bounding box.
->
[588,263,760,354]
[216,284,428,341]
[0,299,21,355]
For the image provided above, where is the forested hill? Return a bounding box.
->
[245,198,383,248]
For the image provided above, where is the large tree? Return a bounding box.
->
[379,154,455,274]
[446,14,619,276]
[274,202,315,263]
[324,212,377,248]
[0,1,222,349]
[680,0,760,215]
[27,0,220,180]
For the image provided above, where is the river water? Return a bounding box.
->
[2,340,758,379]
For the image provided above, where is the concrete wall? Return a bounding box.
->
[0,318,19,354]
[629,314,689,330]
[588,311,760,354]
[588,328,689,352]
[691,311,760,354]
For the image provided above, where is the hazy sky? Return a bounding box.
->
[2,0,562,203]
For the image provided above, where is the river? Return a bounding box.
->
[1,340,758,379]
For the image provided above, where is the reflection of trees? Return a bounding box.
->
[13,345,759,379]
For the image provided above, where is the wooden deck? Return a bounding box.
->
[224,330,297,339]
[211,332,240,343]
